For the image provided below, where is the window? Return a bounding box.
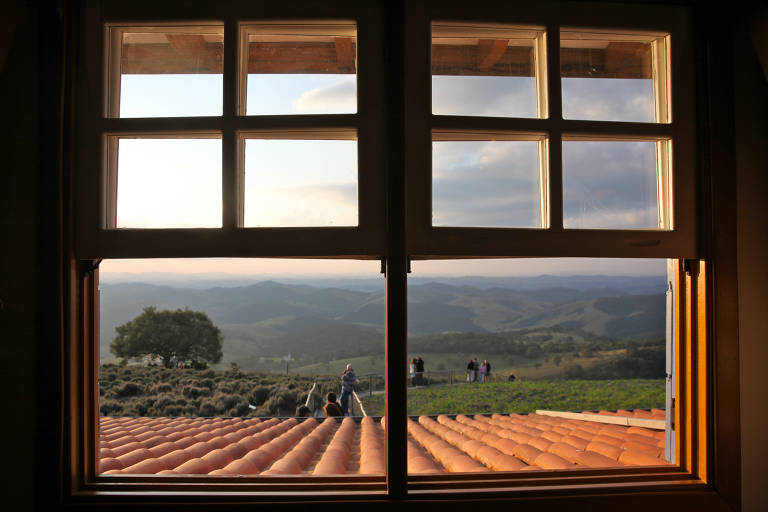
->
[67,0,713,505]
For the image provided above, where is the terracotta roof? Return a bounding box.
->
[99,411,669,475]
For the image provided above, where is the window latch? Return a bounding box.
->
[80,259,102,276]
[670,397,675,430]
[380,256,411,275]
[682,258,699,277]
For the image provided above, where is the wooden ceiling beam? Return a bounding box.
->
[477,39,510,72]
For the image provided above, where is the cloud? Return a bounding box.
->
[432,76,537,117]
[433,141,542,227]
[564,207,659,229]
[562,78,654,122]
[431,138,661,229]
[563,141,659,228]
[292,79,356,113]
[244,182,357,227]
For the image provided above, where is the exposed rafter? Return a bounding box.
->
[120,41,650,78]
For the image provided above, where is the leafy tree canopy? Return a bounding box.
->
[111,307,223,368]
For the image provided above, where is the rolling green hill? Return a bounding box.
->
[99,278,666,372]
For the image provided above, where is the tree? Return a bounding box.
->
[111,307,223,368]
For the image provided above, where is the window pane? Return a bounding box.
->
[563,141,661,229]
[114,28,224,117]
[98,258,385,476]
[561,32,663,122]
[115,138,222,228]
[433,139,543,227]
[243,139,357,227]
[399,258,672,476]
[432,24,542,118]
[244,24,357,115]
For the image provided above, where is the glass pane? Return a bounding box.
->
[243,139,357,227]
[433,140,542,227]
[403,258,672,476]
[432,24,541,118]
[116,29,223,117]
[115,138,222,228]
[98,258,385,476]
[563,141,659,229]
[561,34,659,122]
[245,25,357,115]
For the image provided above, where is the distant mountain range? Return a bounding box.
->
[99,275,667,368]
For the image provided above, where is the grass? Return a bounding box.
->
[360,379,665,416]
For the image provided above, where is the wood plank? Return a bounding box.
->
[334,37,356,72]
[535,410,666,430]
[432,43,533,76]
[165,34,205,50]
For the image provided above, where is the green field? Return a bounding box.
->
[360,379,665,416]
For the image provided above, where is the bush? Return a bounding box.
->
[198,400,217,416]
[152,382,173,393]
[113,381,142,398]
[248,386,269,406]
[228,400,251,417]
[266,390,298,416]
[181,386,210,399]
[100,400,123,415]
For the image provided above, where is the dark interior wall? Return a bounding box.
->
[0,6,39,512]
[734,19,768,512]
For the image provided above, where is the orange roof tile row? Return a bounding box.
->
[99,411,669,476]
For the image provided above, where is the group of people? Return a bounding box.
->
[408,357,425,386]
[466,358,492,383]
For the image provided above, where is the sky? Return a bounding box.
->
[99,257,666,279]
[113,37,663,277]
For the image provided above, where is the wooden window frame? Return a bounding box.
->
[61,0,740,509]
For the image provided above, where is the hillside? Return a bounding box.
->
[99,277,666,370]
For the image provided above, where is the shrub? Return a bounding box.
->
[248,386,269,406]
[215,393,243,412]
[154,394,175,410]
[164,405,183,416]
[181,386,210,399]
[198,400,217,416]
[100,400,123,416]
[228,400,251,417]
[152,382,173,393]
[113,381,142,398]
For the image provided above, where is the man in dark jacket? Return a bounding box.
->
[340,364,357,416]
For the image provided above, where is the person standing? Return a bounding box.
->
[479,360,487,383]
[340,364,357,416]
[472,358,479,383]
[467,359,475,383]
[415,357,425,385]
[409,358,416,386]
[484,359,491,382]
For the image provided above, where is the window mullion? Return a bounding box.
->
[545,23,563,231]
[222,16,239,229]
[384,0,408,499]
